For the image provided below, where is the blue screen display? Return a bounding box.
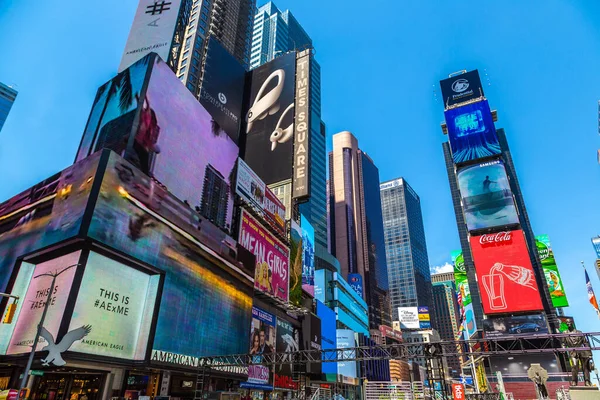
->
[316,301,337,375]
[445,100,501,164]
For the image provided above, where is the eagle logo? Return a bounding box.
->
[40,325,91,366]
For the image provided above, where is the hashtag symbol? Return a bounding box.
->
[145,1,172,15]
[94,299,99,308]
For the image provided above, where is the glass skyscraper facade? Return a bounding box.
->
[0,83,17,133]
[431,279,461,378]
[380,178,433,322]
[250,2,327,248]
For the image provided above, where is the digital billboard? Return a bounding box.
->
[398,307,419,330]
[0,152,100,293]
[592,237,600,259]
[248,307,276,387]
[118,0,182,72]
[238,210,289,302]
[348,273,363,298]
[337,329,357,384]
[235,158,286,236]
[440,70,484,108]
[418,306,431,329]
[302,313,322,375]
[274,318,298,389]
[244,52,296,185]
[301,215,315,296]
[67,251,160,360]
[535,235,569,308]
[316,301,337,377]
[452,250,477,338]
[89,152,253,363]
[445,100,500,164]
[482,314,548,337]
[289,220,303,305]
[457,160,519,231]
[292,50,311,200]
[200,37,246,143]
[2,252,81,355]
[470,230,543,314]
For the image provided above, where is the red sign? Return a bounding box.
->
[264,188,286,236]
[452,384,465,400]
[470,230,542,314]
[379,325,403,342]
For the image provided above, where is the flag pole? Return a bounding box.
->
[582,261,600,319]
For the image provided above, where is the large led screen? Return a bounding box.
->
[67,251,160,360]
[301,313,322,375]
[457,160,519,231]
[316,301,337,377]
[439,70,484,108]
[0,153,100,293]
[2,252,80,355]
[248,306,276,387]
[482,314,548,338]
[289,220,303,305]
[470,230,543,314]
[452,250,477,339]
[535,234,569,308]
[301,215,315,297]
[244,52,296,185]
[274,318,299,389]
[238,210,289,302]
[88,152,253,362]
[337,329,357,382]
[445,100,500,164]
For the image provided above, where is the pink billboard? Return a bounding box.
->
[238,210,289,302]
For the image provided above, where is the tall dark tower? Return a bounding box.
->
[200,164,230,230]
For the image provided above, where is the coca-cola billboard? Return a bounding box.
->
[470,229,543,314]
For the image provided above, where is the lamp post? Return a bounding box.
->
[18,263,79,399]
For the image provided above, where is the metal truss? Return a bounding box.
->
[197,331,600,368]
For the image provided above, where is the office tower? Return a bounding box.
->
[200,164,230,229]
[0,83,17,133]
[431,276,461,378]
[329,131,391,329]
[250,2,327,249]
[431,271,454,284]
[380,178,433,322]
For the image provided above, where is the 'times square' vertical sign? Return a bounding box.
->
[293,50,311,200]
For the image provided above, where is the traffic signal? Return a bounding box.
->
[3,302,17,324]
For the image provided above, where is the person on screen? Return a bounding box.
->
[259,327,273,354]
[133,95,161,176]
[250,330,261,355]
[482,176,496,193]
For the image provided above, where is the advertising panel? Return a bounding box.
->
[4,252,81,355]
[398,307,419,330]
[200,37,246,143]
[274,318,299,389]
[592,237,600,259]
[337,329,357,383]
[132,56,239,232]
[558,316,575,333]
[482,314,548,337]
[264,189,286,236]
[452,384,465,400]
[379,325,402,342]
[470,230,543,314]
[535,235,569,307]
[302,313,322,375]
[348,273,364,298]
[440,70,484,108]
[292,50,311,200]
[67,251,160,360]
[316,301,337,376]
[289,220,303,305]
[457,160,519,231]
[238,210,289,302]
[301,215,315,296]
[249,307,276,387]
[418,306,431,329]
[0,152,100,293]
[244,52,296,185]
[118,0,182,72]
[76,56,149,162]
[89,152,253,363]
[445,100,500,164]
[463,303,477,339]
[452,250,478,338]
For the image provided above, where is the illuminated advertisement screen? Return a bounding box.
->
[470,230,543,314]
[482,314,548,338]
[244,52,296,185]
[535,235,569,308]
[89,152,253,362]
[301,215,315,296]
[451,250,477,339]
[0,152,100,293]
[440,70,484,108]
[289,220,302,305]
[67,251,160,360]
[238,210,289,302]
[398,307,419,330]
[445,100,500,164]
[302,313,322,375]
[337,329,357,381]
[274,318,299,389]
[348,274,363,298]
[3,252,81,355]
[248,307,276,387]
[457,160,519,231]
[316,301,337,377]
[418,306,431,329]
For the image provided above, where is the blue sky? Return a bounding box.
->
[1,0,600,342]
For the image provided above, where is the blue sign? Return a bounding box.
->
[337,329,357,379]
[348,273,363,298]
[316,301,337,376]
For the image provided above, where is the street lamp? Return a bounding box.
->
[18,263,79,399]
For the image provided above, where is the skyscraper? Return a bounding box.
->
[431,276,461,378]
[0,83,17,133]
[329,131,390,328]
[200,164,230,229]
[380,178,433,322]
[250,2,327,249]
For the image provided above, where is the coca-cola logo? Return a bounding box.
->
[479,231,512,245]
